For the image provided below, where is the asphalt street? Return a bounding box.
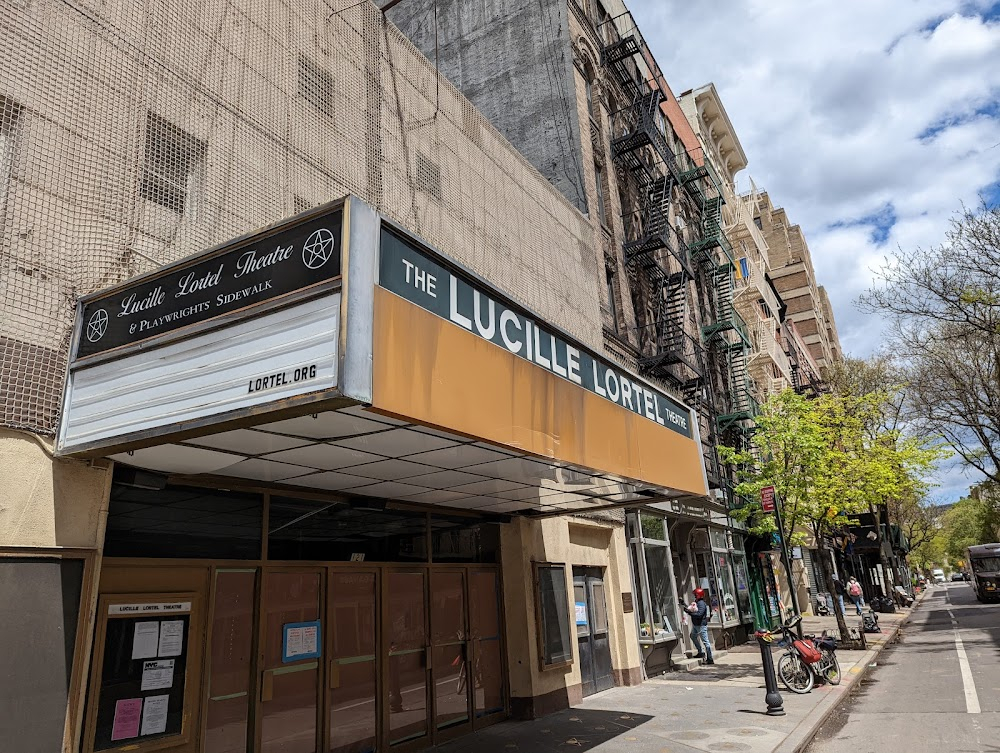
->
[807,582,1000,753]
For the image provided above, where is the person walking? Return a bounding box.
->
[847,576,864,615]
[832,576,847,616]
[685,588,714,665]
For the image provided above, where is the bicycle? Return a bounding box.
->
[756,616,840,694]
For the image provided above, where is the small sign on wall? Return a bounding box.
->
[282,621,322,663]
[574,602,588,626]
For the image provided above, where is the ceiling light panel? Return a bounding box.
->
[262,444,385,470]
[182,429,311,455]
[214,458,315,481]
[333,428,457,456]
[345,458,440,481]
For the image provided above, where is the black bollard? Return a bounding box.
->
[757,635,785,716]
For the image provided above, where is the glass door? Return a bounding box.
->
[383,569,429,748]
[206,569,257,753]
[429,570,471,737]
[259,569,324,753]
[328,570,378,753]
[468,569,504,722]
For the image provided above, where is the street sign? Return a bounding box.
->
[761,486,776,513]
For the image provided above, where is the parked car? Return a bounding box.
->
[951,572,965,582]
[932,568,946,584]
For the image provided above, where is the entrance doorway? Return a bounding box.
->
[572,567,613,697]
[247,564,503,753]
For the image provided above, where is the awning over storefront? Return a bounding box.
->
[57,197,709,515]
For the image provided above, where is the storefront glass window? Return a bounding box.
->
[731,552,753,623]
[715,552,739,623]
[643,544,677,637]
[639,513,667,541]
[694,551,722,624]
[105,482,262,559]
[627,512,678,642]
[431,519,500,563]
[535,564,573,667]
[710,529,728,550]
[268,498,428,561]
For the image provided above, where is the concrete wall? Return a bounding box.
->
[500,515,640,717]
[0,430,111,549]
[388,0,588,212]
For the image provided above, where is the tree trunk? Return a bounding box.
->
[871,504,896,596]
[820,544,851,642]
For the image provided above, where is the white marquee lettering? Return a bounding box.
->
[473,291,496,339]
[500,310,523,354]
[449,276,472,330]
[566,345,582,384]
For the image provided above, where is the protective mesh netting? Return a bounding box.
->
[0,0,601,436]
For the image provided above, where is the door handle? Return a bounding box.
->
[329,659,340,689]
[261,670,274,702]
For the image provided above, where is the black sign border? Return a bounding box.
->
[71,198,348,366]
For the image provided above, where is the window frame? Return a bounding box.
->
[0,97,22,216]
[532,562,574,671]
[694,527,742,628]
[626,512,679,644]
[140,112,206,218]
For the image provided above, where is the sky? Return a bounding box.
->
[629,0,1000,501]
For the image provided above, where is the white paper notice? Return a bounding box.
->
[157,620,184,657]
[286,626,304,657]
[139,694,169,736]
[302,624,318,655]
[131,622,160,660]
[140,659,175,691]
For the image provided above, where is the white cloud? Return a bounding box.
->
[628,1,1000,499]
[630,0,1000,358]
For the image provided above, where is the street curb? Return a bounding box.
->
[772,596,925,753]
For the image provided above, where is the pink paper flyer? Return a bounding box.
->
[111,698,143,741]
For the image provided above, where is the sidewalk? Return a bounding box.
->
[433,599,922,753]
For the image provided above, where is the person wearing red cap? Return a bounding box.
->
[685,587,714,664]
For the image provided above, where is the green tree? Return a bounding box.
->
[722,387,944,640]
[940,497,986,562]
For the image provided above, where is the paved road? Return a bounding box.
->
[807,582,1000,753]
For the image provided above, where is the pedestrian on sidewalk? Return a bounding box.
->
[832,576,847,616]
[847,576,864,615]
[685,588,714,665]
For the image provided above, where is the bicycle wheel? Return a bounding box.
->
[821,650,841,685]
[777,652,814,694]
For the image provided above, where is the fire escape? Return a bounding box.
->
[679,163,757,447]
[599,13,753,484]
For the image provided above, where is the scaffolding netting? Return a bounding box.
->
[0,0,603,436]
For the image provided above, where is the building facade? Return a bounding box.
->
[753,192,843,378]
[389,0,794,663]
[0,1,716,752]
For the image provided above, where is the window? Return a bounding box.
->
[731,542,753,623]
[715,552,739,623]
[594,163,608,227]
[0,97,21,211]
[753,216,763,230]
[694,551,722,624]
[534,563,573,668]
[140,112,206,216]
[627,513,679,642]
[605,267,618,332]
[299,54,334,116]
[105,481,261,559]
